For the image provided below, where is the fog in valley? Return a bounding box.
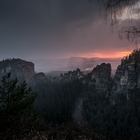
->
[31,57,121,76]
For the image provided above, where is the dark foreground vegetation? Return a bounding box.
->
[83,88,140,139]
[0,114,121,140]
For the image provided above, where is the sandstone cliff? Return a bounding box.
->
[84,63,112,93]
[29,72,47,86]
[111,49,140,99]
[60,68,84,81]
[0,58,34,81]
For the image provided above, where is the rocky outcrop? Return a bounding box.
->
[0,58,34,81]
[85,63,112,93]
[111,58,140,99]
[29,72,47,86]
[31,72,46,80]
[60,68,84,81]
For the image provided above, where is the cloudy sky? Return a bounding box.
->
[0,0,138,61]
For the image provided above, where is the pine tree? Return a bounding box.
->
[0,73,38,130]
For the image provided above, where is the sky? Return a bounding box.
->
[0,0,138,62]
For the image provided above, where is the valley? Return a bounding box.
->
[1,49,140,139]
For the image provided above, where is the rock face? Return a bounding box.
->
[29,72,46,86]
[111,58,140,99]
[31,72,46,80]
[0,58,34,81]
[86,63,112,93]
[60,68,84,81]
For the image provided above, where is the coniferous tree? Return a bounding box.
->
[0,73,38,130]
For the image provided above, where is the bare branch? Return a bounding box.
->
[119,26,140,46]
[97,0,140,45]
[98,0,139,25]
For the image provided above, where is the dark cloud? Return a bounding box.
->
[0,0,136,64]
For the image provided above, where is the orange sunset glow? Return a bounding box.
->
[82,51,132,58]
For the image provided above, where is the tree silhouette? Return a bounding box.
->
[0,73,38,130]
[98,0,140,45]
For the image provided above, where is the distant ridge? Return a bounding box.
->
[30,57,121,72]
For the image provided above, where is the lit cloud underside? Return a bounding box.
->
[81,51,132,58]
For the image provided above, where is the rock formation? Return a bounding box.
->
[60,68,84,81]
[85,63,112,93]
[29,72,47,86]
[111,49,140,99]
[111,60,137,98]
[0,58,34,81]
[31,72,46,80]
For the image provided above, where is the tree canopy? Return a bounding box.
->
[0,73,38,130]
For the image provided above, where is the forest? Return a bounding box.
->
[31,64,140,139]
[32,78,84,124]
